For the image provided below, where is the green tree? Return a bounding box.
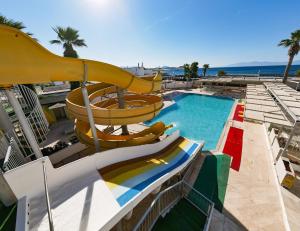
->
[278,30,300,83]
[0,14,36,38]
[0,14,25,29]
[217,70,226,77]
[183,64,191,80]
[202,64,209,77]
[296,70,300,77]
[50,26,87,89]
[190,62,199,78]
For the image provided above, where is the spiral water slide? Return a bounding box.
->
[0,25,170,149]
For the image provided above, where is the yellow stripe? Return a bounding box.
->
[105,140,190,189]
[105,139,190,182]
[102,139,189,180]
[104,140,191,190]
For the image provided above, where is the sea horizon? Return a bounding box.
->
[159,64,300,77]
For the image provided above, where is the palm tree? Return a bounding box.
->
[183,64,191,80]
[50,26,87,89]
[217,70,226,77]
[0,15,25,29]
[0,14,34,36]
[203,64,209,77]
[278,30,300,83]
[190,62,199,78]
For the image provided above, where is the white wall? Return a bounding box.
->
[163,81,193,89]
[4,131,180,199]
[276,157,286,184]
[123,67,154,76]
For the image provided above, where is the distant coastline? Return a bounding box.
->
[227,60,300,67]
[160,64,300,77]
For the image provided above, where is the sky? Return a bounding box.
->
[1,0,300,67]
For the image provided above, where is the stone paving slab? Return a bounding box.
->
[223,122,286,231]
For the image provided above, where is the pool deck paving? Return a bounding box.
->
[223,121,286,231]
[281,187,300,231]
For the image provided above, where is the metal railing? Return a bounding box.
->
[0,134,10,160]
[133,180,214,231]
[0,84,49,159]
[14,85,49,142]
[42,160,54,231]
[182,181,214,231]
[2,138,27,171]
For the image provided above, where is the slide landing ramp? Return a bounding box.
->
[99,137,201,206]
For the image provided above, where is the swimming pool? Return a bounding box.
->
[146,94,234,150]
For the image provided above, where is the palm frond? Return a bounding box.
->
[73,39,87,47]
[291,30,300,41]
[52,26,65,42]
[50,25,87,56]
[278,39,292,47]
[0,14,25,30]
[50,39,62,45]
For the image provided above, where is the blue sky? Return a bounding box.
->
[2,0,300,67]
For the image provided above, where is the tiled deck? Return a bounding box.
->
[223,122,286,230]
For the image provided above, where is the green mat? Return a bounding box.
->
[0,201,16,231]
[193,154,231,212]
[152,199,207,231]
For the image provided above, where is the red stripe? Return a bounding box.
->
[223,127,243,171]
[233,105,244,122]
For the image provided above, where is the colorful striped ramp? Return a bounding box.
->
[99,138,201,206]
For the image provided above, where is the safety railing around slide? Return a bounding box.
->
[14,85,49,144]
[0,84,49,159]
[133,180,214,231]
[2,138,27,172]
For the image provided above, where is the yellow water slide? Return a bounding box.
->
[0,25,170,148]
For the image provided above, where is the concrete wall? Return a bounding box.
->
[3,131,180,199]
[163,81,194,89]
[49,142,87,165]
[276,157,286,184]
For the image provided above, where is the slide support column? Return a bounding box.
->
[81,64,101,152]
[117,87,129,135]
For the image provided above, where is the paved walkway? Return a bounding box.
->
[223,122,286,231]
[281,188,300,231]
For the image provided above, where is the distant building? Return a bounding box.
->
[123,62,154,76]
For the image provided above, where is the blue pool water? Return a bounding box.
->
[146,94,234,150]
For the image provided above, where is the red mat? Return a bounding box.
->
[223,127,243,171]
[233,105,244,122]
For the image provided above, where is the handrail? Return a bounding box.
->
[133,180,214,231]
[182,181,214,207]
[42,160,54,231]
[133,181,182,231]
[203,203,214,231]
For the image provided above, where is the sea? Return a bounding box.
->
[162,65,300,77]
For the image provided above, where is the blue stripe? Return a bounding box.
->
[116,143,199,206]
[111,142,194,199]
